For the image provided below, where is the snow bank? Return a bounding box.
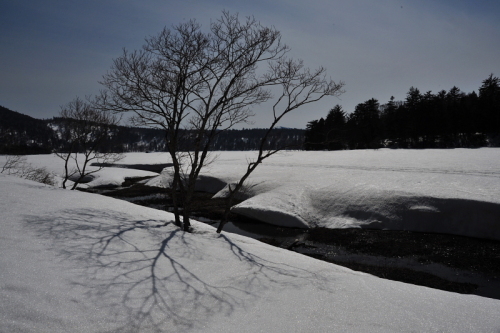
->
[1,174,500,332]
[146,168,228,193]
[4,148,500,240]
[82,167,158,188]
[206,149,500,240]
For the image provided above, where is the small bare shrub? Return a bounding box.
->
[1,155,55,186]
[1,155,25,174]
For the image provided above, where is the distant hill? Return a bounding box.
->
[0,106,304,154]
[0,105,57,154]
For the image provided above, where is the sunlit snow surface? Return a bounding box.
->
[4,149,500,240]
[11,153,160,188]
[1,174,500,332]
[147,149,500,240]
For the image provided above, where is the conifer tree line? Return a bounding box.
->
[304,74,500,150]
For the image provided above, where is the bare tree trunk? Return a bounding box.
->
[169,157,183,227]
[182,193,192,232]
[61,153,71,189]
[169,182,181,227]
[217,188,235,233]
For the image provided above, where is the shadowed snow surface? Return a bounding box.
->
[1,174,500,332]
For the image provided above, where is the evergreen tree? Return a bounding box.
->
[404,87,422,147]
[349,98,381,149]
[324,105,347,150]
[419,91,438,147]
[380,96,399,146]
[304,119,326,150]
[478,74,500,143]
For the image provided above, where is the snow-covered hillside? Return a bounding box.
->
[1,174,500,332]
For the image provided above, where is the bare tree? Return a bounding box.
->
[55,97,123,190]
[99,11,343,231]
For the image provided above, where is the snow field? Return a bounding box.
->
[4,149,499,240]
[150,149,500,240]
[1,174,500,332]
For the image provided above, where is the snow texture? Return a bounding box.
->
[1,153,160,189]
[1,173,500,332]
[2,149,500,240]
[142,149,500,240]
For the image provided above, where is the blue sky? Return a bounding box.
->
[1,0,499,128]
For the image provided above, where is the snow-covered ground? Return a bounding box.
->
[1,153,163,188]
[1,173,500,332]
[147,149,500,240]
[3,149,500,241]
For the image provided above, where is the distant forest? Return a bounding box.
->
[0,106,304,154]
[305,74,500,150]
[3,73,499,155]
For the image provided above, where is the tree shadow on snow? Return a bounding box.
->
[24,209,333,332]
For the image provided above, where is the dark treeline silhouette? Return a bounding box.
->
[0,105,57,154]
[305,74,500,150]
[0,106,304,154]
[0,107,168,154]
[50,118,168,153]
[185,128,304,151]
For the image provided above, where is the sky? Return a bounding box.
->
[1,0,499,128]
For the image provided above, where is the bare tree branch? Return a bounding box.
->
[98,11,344,233]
